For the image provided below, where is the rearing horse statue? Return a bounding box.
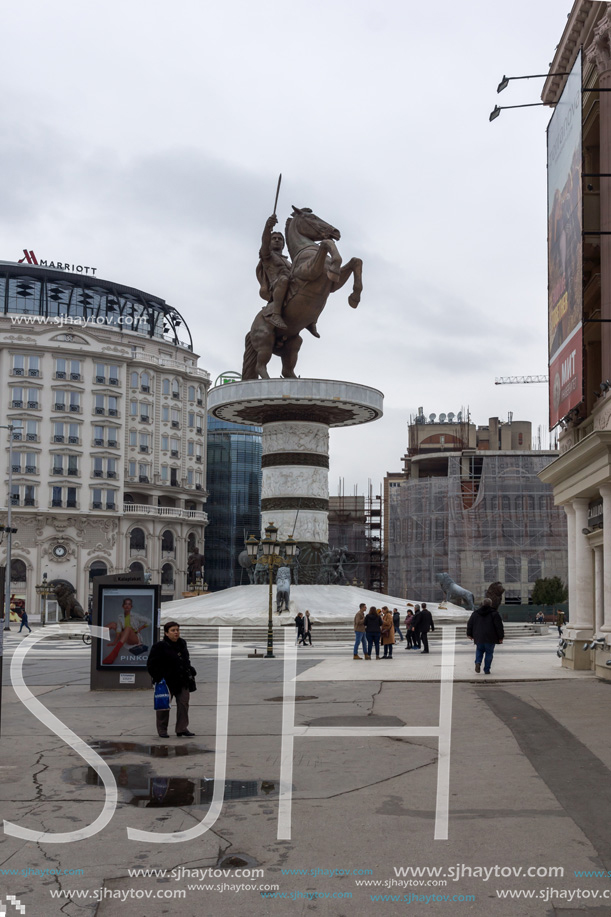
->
[242,206,363,380]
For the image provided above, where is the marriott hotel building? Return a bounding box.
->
[0,259,210,616]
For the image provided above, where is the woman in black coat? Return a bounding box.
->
[364,606,382,659]
[147,621,196,738]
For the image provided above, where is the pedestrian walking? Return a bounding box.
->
[382,608,395,659]
[409,605,422,649]
[364,605,382,660]
[302,610,313,645]
[466,597,504,674]
[412,602,435,654]
[147,622,197,738]
[556,609,565,637]
[404,609,414,649]
[294,612,305,645]
[392,608,404,642]
[353,603,368,659]
[18,610,32,634]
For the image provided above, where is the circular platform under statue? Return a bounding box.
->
[207,378,384,583]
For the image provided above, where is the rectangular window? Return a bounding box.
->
[68,455,78,475]
[129,431,137,447]
[161,435,169,451]
[162,406,170,422]
[66,487,77,508]
[52,485,62,507]
[128,461,136,477]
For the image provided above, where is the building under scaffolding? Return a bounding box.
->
[386,413,568,604]
[328,487,385,592]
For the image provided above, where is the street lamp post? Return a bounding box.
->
[246,524,297,659]
[35,573,55,626]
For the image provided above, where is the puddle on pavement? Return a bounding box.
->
[265,695,318,702]
[64,765,279,807]
[90,740,206,759]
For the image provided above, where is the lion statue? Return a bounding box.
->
[53,582,86,620]
[435,572,475,611]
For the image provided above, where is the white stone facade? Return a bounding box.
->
[0,269,210,617]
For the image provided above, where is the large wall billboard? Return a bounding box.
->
[548,51,583,429]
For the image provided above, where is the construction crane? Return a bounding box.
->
[494,375,548,385]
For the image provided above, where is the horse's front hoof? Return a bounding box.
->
[348,295,360,309]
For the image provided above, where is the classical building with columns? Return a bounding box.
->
[539,2,611,679]
[0,258,210,617]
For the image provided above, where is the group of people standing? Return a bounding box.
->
[353,603,435,660]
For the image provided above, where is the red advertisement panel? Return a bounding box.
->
[549,325,582,428]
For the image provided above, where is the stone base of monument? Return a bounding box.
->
[207,378,384,585]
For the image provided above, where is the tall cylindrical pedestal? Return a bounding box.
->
[208,379,384,583]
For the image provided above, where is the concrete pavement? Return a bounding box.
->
[0,630,609,917]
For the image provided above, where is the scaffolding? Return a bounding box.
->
[328,483,385,592]
[387,453,567,604]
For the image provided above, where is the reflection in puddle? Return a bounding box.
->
[89,740,205,759]
[68,765,278,808]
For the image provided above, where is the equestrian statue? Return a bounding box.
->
[242,196,363,380]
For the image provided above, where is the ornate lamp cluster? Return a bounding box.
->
[245,523,297,658]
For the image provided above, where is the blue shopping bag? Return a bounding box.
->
[154,679,171,710]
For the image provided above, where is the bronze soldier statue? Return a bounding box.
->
[257,214,320,338]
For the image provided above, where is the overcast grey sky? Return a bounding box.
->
[0,1,571,495]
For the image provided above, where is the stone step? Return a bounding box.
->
[177,623,545,644]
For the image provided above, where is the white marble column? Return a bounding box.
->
[564,503,576,622]
[261,421,329,544]
[599,484,611,631]
[594,544,604,634]
[573,498,594,632]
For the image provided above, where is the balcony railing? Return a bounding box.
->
[123,503,208,522]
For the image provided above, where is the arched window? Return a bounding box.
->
[162,379,170,395]
[161,530,174,553]
[141,372,150,392]
[172,379,180,398]
[129,562,144,576]
[89,561,108,582]
[10,559,26,582]
[161,563,174,585]
[124,493,134,504]
[187,533,197,554]
[188,385,195,401]
[129,527,146,552]
[130,371,139,388]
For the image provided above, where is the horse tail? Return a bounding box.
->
[242,332,257,380]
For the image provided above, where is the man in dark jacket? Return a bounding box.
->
[411,603,435,654]
[147,622,196,738]
[466,598,504,674]
[392,608,403,642]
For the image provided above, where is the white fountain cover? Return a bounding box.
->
[161,584,470,627]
